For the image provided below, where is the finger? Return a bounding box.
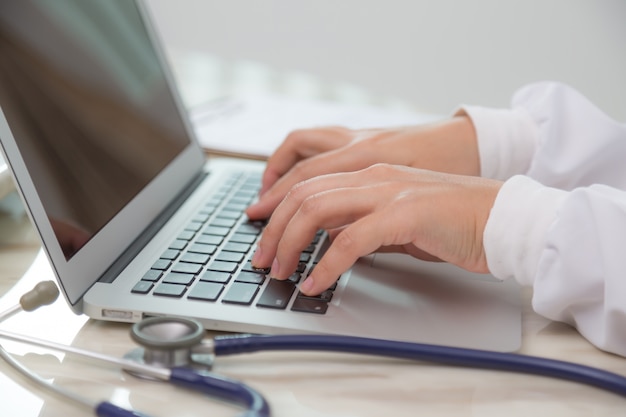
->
[253,164,419,268]
[252,171,379,270]
[300,210,395,295]
[247,141,376,220]
[259,127,352,195]
[272,186,382,281]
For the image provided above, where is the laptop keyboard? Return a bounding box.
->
[131,170,336,315]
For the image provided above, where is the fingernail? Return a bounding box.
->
[300,277,314,293]
[269,258,280,278]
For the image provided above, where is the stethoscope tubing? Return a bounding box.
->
[170,367,270,417]
[212,334,626,398]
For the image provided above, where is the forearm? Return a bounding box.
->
[403,115,481,176]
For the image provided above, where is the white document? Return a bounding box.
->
[190,94,441,158]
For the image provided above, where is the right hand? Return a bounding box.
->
[251,164,501,296]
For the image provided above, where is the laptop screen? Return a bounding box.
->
[0,0,190,259]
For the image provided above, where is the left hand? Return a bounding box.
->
[251,164,503,296]
[246,116,479,221]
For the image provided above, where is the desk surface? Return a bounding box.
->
[0,213,625,417]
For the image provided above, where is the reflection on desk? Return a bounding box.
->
[0,249,625,417]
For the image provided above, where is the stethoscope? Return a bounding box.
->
[1,281,626,417]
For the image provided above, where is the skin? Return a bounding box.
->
[246,115,504,295]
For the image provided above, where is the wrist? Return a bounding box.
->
[407,115,480,176]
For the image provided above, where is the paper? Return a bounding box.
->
[189,94,441,158]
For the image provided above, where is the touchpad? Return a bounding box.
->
[371,252,499,283]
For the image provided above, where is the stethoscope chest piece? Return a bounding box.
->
[124,316,214,377]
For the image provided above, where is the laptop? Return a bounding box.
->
[0,0,521,351]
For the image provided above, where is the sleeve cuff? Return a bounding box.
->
[483,175,568,286]
[454,105,539,181]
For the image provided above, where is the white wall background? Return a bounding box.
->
[147,0,626,120]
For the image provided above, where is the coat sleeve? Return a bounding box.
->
[460,82,626,356]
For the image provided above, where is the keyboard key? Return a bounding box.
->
[242,261,270,274]
[215,251,245,263]
[163,272,195,286]
[211,197,227,207]
[153,283,187,298]
[200,270,231,283]
[222,282,259,305]
[180,252,210,265]
[202,226,230,236]
[207,261,238,273]
[235,271,266,285]
[217,210,241,220]
[223,203,247,212]
[188,282,224,301]
[291,297,329,314]
[172,262,202,275]
[257,280,296,309]
[295,262,307,273]
[185,221,203,232]
[192,213,210,223]
[142,269,162,282]
[228,196,252,206]
[151,259,171,271]
[229,233,256,244]
[298,290,333,303]
[222,242,251,253]
[160,249,180,260]
[196,234,223,245]
[302,244,316,254]
[188,243,217,255]
[199,204,217,215]
[210,218,237,228]
[169,239,188,250]
[131,281,154,294]
[233,190,256,200]
[286,272,301,283]
[236,223,264,235]
[177,230,195,241]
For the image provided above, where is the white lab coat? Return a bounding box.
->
[460,81,626,357]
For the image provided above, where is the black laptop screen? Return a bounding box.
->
[0,0,190,259]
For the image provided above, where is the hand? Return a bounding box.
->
[246,116,479,220]
[251,164,502,296]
